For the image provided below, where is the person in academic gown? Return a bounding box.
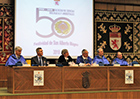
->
[76,49,92,66]
[112,52,128,66]
[31,47,47,66]
[58,49,73,66]
[5,46,27,66]
[93,48,110,65]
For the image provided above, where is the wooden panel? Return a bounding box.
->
[95,0,140,5]
[95,4,107,10]
[64,67,108,91]
[0,66,7,87]
[0,81,7,87]
[133,6,140,11]
[7,67,14,93]
[110,67,140,90]
[116,5,125,11]
[8,67,62,93]
[95,4,103,10]
[95,0,140,11]
[0,0,13,4]
[107,4,116,11]
[7,66,140,94]
[125,5,134,11]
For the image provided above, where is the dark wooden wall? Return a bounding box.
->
[0,0,13,4]
[0,66,7,87]
[95,0,140,11]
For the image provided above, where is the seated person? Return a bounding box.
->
[112,52,128,66]
[76,49,92,66]
[5,46,27,66]
[58,49,73,66]
[31,47,47,66]
[93,48,109,65]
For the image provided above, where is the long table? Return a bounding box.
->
[7,66,140,93]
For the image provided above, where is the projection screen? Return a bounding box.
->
[15,0,94,58]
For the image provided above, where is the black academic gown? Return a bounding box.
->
[58,55,73,66]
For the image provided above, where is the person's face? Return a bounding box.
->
[15,49,22,56]
[83,51,88,58]
[98,49,104,56]
[37,49,43,56]
[64,52,69,57]
[117,52,122,59]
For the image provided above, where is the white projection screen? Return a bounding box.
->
[15,0,94,58]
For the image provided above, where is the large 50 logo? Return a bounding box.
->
[36,8,74,38]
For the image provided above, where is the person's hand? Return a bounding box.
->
[84,63,90,66]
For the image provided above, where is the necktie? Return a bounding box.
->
[39,57,42,66]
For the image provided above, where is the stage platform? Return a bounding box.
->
[0,88,140,99]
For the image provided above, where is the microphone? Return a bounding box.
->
[99,62,104,66]
[15,61,22,66]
